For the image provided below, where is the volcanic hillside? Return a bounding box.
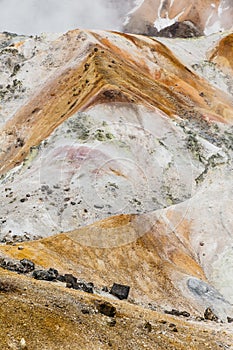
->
[0,26,232,350]
[124,0,233,36]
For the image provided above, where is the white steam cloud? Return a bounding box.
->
[0,0,122,35]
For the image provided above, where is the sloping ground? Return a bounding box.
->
[0,29,232,176]
[1,165,233,320]
[0,101,231,238]
[0,29,232,241]
[124,0,233,36]
[156,31,233,96]
[1,269,233,350]
[0,214,205,311]
[0,27,233,348]
[209,33,233,75]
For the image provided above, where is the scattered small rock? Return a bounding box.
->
[72,282,94,294]
[94,204,104,209]
[20,198,27,203]
[164,309,190,317]
[144,321,152,332]
[168,323,178,332]
[227,316,233,323]
[106,318,116,327]
[159,320,167,324]
[81,309,90,315]
[196,316,204,321]
[84,63,89,71]
[64,274,94,293]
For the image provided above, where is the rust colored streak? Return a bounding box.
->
[0,30,232,176]
[109,167,128,179]
[209,34,233,73]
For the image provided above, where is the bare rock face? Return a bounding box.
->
[124,0,233,37]
[208,33,233,75]
[130,20,203,38]
[154,21,203,38]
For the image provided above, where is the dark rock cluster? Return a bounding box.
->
[33,268,59,281]
[0,257,130,300]
[164,309,190,318]
[61,273,94,294]
[0,258,35,274]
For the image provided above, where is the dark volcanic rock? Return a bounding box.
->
[20,259,35,272]
[0,257,34,274]
[32,268,58,281]
[96,301,116,317]
[5,260,25,273]
[144,321,152,332]
[64,274,94,293]
[169,323,178,332]
[156,21,202,38]
[56,274,66,282]
[110,283,130,300]
[204,307,219,322]
[128,20,202,38]
[164,309,190,317]
[73,282,94,294]
[64,274,77,287]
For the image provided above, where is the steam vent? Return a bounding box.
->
[0,1,233,349]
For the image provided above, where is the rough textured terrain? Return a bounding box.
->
[1,268,233,350]
[0,17,232,350]
[124,0,233,36]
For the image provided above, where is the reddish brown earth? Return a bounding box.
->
[209,33,233,74]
